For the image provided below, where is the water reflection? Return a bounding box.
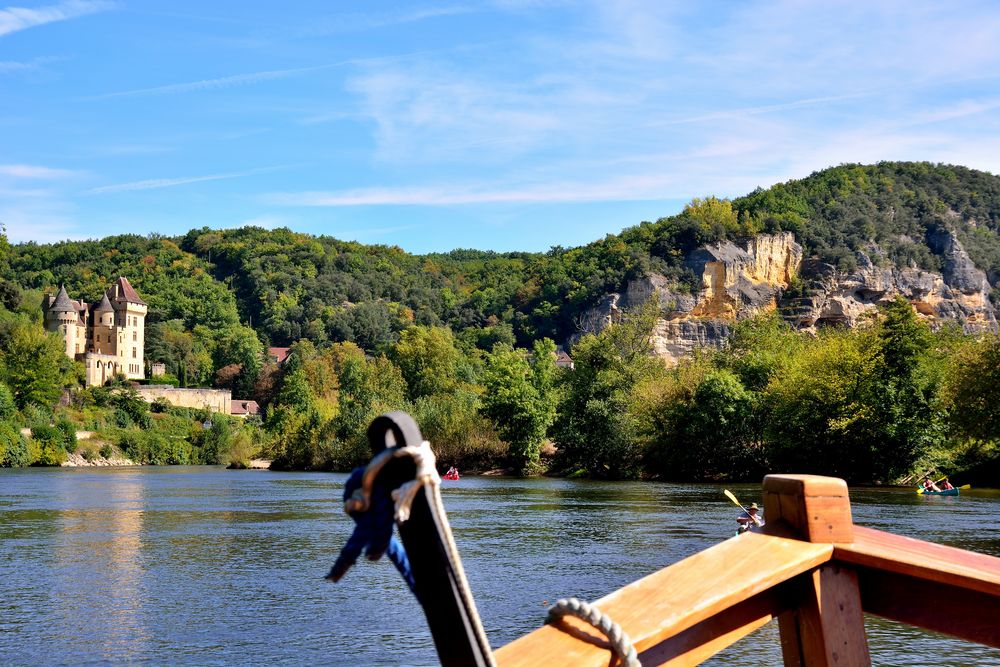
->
[0,468,997,665]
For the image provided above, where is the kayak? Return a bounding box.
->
[917,487,959,496]
[443,473,460,481]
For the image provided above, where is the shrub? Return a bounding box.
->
[0,383,15,420]
[150,397,172,413]
[55,418,76,451]
[0,422,29,467]
[32,442,67,466]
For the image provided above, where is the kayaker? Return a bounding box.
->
[736,503,764,534]
[941,477,954,490]
[922,477,942,492]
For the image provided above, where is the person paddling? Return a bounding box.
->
[922,477,942,493]
[736,503,764,534]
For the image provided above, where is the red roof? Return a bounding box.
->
[268,347,291,364]
[231,400,260,416]
[110,276,146,306]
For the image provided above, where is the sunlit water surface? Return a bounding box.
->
[0,467,997,666]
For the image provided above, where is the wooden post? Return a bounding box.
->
[763,475,871,667]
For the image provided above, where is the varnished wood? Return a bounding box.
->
[778,564,870,666]
[492,474,1000,666]
[855,570,1000,648]
[762,475,854,544]
[763,475,868,666]
[834,526,1000,596]
[494,534,833,667]
[639,588,786,666]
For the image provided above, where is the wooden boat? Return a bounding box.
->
[336,413,1000,667]
[917,487,960,496]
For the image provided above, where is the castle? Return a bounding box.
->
[42,277,147,387]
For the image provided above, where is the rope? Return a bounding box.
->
[326,466,417,596]
[547,597,640,667]
[327,434,495,667]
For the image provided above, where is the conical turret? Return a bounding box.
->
[49,285,77,313]
[94,292,114,312]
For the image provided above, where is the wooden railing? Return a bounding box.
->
[494,474,1000,666]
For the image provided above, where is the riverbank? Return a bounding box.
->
[61,452,137,467]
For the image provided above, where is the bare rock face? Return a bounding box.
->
[575,233,802,364]
[685,232,802,320]
[786,231,996,332]
[572,229,997,364]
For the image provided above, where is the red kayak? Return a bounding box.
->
[443,471,460,480]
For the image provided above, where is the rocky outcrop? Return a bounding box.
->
[62,452,137,467]
[785,231,995,332]
[686,233,802,319]
[575,233,801,364]
[573,229,997,364]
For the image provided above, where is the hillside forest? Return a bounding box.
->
[1,161,999,484]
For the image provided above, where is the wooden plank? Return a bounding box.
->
[762,475,854,544]
[640,588,785,666]
[833,526,1000,597]
[858,570,1000,647]
[778,564,870,666]
[856,569,1000,648]
[494,534,832,667]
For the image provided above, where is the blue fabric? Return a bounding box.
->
[327,467,418,597]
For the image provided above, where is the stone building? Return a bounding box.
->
[42,277,148,386]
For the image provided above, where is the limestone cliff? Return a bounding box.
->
[574,230,997,364]
[785,230,995,332]
[575,233,802,364]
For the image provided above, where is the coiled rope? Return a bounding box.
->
[547,597,640,667]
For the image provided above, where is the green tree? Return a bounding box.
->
[212,325,263,399]
[480,342,557,473]
[644,364,762,480]
[0,422,29,467]
[0,317,78,409]
[0,382,15,420]
[553,305,663,478]
[392,326,460,400]
[942,333,1000,443]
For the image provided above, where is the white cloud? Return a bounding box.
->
[1,198,80,243]
[306,5,477,35]
[86,169,265,194]
[0,0,114,37]
[88,49,445,100]
[89,63,341,100]
[0,163,77,178]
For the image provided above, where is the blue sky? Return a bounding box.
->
[3,1,1000,252]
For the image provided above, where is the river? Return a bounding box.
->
[0,467,997,666]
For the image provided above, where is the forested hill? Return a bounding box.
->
[6,162,1000,355]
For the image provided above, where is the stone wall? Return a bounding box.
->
[136,386,232,414]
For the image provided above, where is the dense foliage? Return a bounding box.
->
[3,162,1000,481]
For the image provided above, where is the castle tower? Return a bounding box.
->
[91,292,116,356]
[45,286,80,358]
[44,277,148,386]
[108,277,147,380]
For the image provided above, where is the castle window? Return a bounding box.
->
[132,348,137,358]
[133,331,137,341]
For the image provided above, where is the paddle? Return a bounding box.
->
[723,489,762,526]
[934,476,971,490]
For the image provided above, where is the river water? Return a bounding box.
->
[0,467,997,666]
